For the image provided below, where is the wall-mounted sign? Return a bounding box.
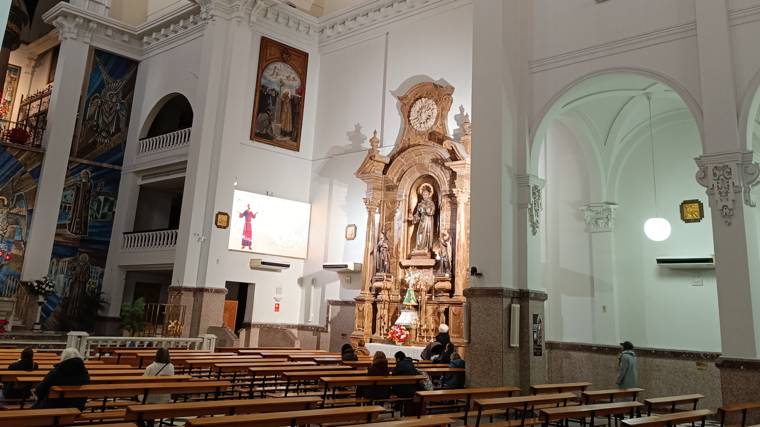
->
[346,224,357,240]
[680,200,704,223]
[275,303,280,313]
[215,212,230,229]
[533,314,543,357]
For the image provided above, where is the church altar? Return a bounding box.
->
[365,343,426,360]
[351,82,471,357]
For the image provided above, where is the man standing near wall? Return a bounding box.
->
[616,341,638,389]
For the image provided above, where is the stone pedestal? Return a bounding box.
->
[463,287,547,390]
[168,286,227,338]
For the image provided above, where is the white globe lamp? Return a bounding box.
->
[645,218,671,242]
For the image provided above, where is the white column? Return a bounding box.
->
[694,0,760,359]
[22,18,90,281]
[581,202,620,344]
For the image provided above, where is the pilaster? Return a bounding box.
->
[22,21,90,281]
[517,174,545,291]
[581,202,620,344]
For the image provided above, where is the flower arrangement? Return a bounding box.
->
[25,276,55,297]
[388,324,409,345]
[0,319,8,333]
[7,128,29,145]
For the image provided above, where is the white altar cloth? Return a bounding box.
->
[365,343,426,360]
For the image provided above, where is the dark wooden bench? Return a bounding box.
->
[414,387,521,422]
[470,392,577,427]
[582,388,645,404]
[319,375,425,407]
[124,395,321,424]
[530,382,592,395]
[645,394,705,416]
[280,369,369,396]
[718,402,760,427]
[348,417,456,427]
[623,409,715,427]
[417,367,466,389]
[0,408,80,426]
[184,405,386,426]
[541,401,644,427]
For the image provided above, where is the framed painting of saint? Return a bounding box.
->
[250,37,309,152]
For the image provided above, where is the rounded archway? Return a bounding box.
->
[531,72,719,353]
[140,93,194,139]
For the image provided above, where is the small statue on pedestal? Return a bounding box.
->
[433,230,453,275]
[412,184,436,253]
[373,232,391,275]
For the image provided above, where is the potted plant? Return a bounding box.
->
[7,128,29,145]
[75,289,109,333]
[118,297,149,337]
[388,324,409,346]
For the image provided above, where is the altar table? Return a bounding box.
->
[365,343,427,360]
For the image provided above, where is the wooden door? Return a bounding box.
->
[223,300,238,330]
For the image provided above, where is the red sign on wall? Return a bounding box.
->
[274,303,280,312]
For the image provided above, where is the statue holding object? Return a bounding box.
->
[433,230,453,275]
[373,231,391,275]
[412,184,436,252]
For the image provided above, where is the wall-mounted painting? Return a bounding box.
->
[228,190,311,259]
[250,37,308,152]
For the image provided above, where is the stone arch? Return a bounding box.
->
[139,92,194,139]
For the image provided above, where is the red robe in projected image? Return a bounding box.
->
[239,209,257,249]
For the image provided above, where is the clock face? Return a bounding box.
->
[409,98,437,132]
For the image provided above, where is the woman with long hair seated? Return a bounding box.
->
[360,351,390,401]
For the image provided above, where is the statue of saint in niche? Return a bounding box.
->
[412,183,436,252]
[373,231,391,274]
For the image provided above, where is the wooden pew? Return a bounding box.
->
[16,374,193,385]
[242,364,343,397]
[415,387,521,422]
[582,388,645,404]
[124,396,321,424]
[644,394,705,416]
[48,381,233,408]
[215,347,302,353]
[530,382,592,395]
[622,409,715,427]
[348,417,456,427]
[541,401,644,427]
[216,361,317,383]
[0,369,145,381]
[279,369,369,396]
[417,367,465,389]
[0,408,80,426]
[718,402,760,427]
[470,392,577,427]
[319,375,425,407]
[184,405,386,427]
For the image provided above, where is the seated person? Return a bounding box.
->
[441,353,465,389]
[420,341,441,361]
[390,351,418,399]
[355,340,370,357]
[0,347,38,405]
[341,343,358,361]
[141,348,174,404]
[432,343,455,365]
[360,351,390,400]
[32,348,90,410]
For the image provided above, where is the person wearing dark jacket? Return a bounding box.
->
[33,348,90,410]
[360,351,390,400]
[341,343,358,361]
[420,341,441,361]
[441,353,465,389]
[435,324,450,349]
[433,343,454,365]
[0,347,38,404]
[391,351,418,398]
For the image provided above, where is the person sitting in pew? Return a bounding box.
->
[420,341,442,361]
[31,348,90,410]
[0,347,38,405]
[141,348,174,404]
[441,353,465,389]
[360,351,390,401]
[391,351,417,399]
[432,343,454,365]
[355,340,370,357]
[341,343,359,362]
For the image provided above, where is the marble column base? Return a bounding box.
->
[464,287,548,389]
[169,286,227,338]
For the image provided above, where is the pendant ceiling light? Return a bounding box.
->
[644,94,671,242]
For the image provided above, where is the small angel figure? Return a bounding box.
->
[432,230,453,274]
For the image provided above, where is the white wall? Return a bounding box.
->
[147,0,192,23]
[133,187,175,231]
[109,0,149,26]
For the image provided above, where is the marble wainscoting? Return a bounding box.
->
[236,300,355,351]
[547,342,722,411]
[715,358,760,425]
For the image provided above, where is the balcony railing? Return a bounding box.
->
[0,118,46,148]
[137,128,191,156]
[122,229,178,251]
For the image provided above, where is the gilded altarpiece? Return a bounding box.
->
[351,82,471,355]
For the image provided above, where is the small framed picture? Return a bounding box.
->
[680,200,704,223]
[346,224,357,240]
[215,212,230,229]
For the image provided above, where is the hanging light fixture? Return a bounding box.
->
[643,94,671,242]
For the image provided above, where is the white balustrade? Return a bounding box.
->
[67,331,214,359]
[122,229,178,251]
[137,128,191,156]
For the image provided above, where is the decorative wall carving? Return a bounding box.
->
[695,152,760,226]
[529,185,542,236]
[518,175,545,236]
[581,202,618,232]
